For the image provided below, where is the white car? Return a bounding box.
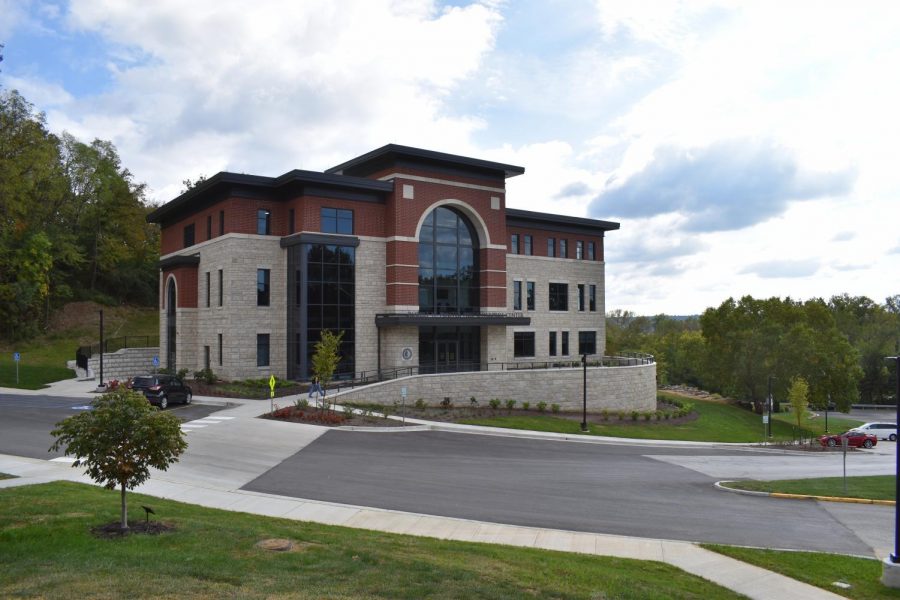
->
[852,422,897,441]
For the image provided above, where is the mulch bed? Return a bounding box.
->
[262,406,416,428]
[91,520,174,538]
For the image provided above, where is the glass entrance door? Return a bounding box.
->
[436,341,458,373]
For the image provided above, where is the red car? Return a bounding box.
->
[818,430,877,449]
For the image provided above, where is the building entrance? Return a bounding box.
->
[419,326,479,373]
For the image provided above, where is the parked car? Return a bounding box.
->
[126,375,192,409]
[818,430,877,449]
[850,422,897,441]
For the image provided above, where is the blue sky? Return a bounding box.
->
[2,0,899,315]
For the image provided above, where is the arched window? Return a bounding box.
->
[418,206,479,313]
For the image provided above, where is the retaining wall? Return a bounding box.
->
[329,362,657,412]
[83,348,158,382]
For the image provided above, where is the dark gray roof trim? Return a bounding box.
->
[375,312,531,327]
[326,144,525,180]
[280,232,360,248]
[158,254,201,269]
[506,208,620,235]
[147,170,393,224]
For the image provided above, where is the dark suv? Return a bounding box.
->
[127,375,192,409]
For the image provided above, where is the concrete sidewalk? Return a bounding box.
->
[0,392,850,599]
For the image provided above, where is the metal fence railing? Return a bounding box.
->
[75,336,160,369]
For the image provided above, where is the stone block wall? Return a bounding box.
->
[330,362,656,412]
[86,348,158,382]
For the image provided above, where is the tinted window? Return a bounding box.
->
[321,207,353,234]
[549,283,568,311]
[257,209,271,235]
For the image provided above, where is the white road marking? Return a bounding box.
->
[50,457,77,463]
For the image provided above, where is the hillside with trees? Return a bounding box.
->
[607,294,900,409]
[0,88,159,342]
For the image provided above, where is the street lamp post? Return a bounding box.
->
[888,356,900,564]
[581,353,588,432]
[767,375,774,438]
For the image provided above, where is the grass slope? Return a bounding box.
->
[723,475,895,501]
[458,393,862,443]
[0,482,743,599]
[0,303,158,389]
[702,545,900,600]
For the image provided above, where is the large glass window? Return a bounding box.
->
[579,331,597,355]
[526,281,535,310]
[419,326,480,373]
[514,332,535,358]
[257,269,270,306]
[524,235,533,256]
[418,206,479,314]
[589,284,597,312]
[576,241,584,259]
[559,239,568,258]
[547,237,556,257]
[257,334,270,367]
[549,283,568,311]
[321,207,353,234]
[588,241,596,260]
[513,280,522,311]
[510,233,519,254]
[306,244,355,376]
[257,209,271,235]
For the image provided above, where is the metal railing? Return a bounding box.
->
[75,336,160,368]
[327,353,654,393]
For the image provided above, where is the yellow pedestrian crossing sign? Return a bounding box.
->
[269,374,276,398]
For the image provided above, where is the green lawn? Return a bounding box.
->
[456,393,862,443]
[702,544,900,600]
[0,305,157,389]
[0,482,743,599]
[722,475,896,501]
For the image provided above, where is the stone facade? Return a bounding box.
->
[330,362,657,412]
[84,347,158,382]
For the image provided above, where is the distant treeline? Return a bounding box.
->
[607,294,900,408]
[0,89,159,340]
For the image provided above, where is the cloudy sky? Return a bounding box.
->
[3,0,899,315]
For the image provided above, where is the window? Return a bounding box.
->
[289,208,295,235]
[549,331,557,357]
[257,334,270,367]
[513,280,522,311]
[183,224,195,248]
[547,237,556,257]
[576,241,584,260]
[579,331,597,355]
[510,233,519,254]
[206,215,212,240]
[257,269,270,306]
[306,243,356,376]
[205,272,211,308]
[418,206,479,314]
[218,269,223,306]
[257,209,271,235]
[578,284,585,311]
[588,241,596,260]
[526,281,535,311]
[217,333,223,366]
[559,239,568,258]
[561,331,569,356]
[204,345,210,370]
[589,284,596,312]
[219,210,225,236]
[549,283,568,311]
[524,235,533,256]
[321,207,353,234]
[514,332,535,358]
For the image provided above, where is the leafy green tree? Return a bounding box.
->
[50,389,187,530]
[310,330,345,411]
[788,376,809,431]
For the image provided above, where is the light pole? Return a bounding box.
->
[581,353,588,432]
[767,375,774,438]
[887,356,900,563]
[99,309,104,387]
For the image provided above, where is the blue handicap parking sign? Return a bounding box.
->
[13,352,20,362]
[152,355,160,367]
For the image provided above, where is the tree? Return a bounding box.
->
[310,330,345,411]
[788,376,809,432]
[50,389,187,530]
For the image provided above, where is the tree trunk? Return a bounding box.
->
[120,481,128,530]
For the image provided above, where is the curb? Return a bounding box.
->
[715,481,896,506]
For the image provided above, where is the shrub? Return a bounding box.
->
[176,368,190,381]
[537,401,547,412]
[414,398,426,409]
[506,399,516,410]
[601,409,609,421]
[295,397,309,409]
[193,368,217,385]
[522,401,530,410]
[470,396,478,407]
[655,411,662,421]
[440,397,453,409]
[664,412,671,420]
[551,403,560,414]
[631,411,639,421]
[643,412,652,421]
[489,399,501,410]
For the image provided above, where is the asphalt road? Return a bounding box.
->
[0,394,226,459]
[244,430,891,555]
